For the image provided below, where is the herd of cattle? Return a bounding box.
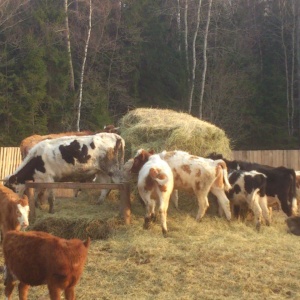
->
[1,126,300,299]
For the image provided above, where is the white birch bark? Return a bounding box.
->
[184,0,189,81]
[188,0,202,114]
[64,0,75,91]
[76,0,92,132]
[199,0,213,119]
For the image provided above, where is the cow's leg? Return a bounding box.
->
[170,189,179,209]
[194,189,210,221]
[248,192,263,231]
[158,194,170,237]
[210,187,231,221]
[64,287,75,300]
[48,189,56,214]
[18,282,30,300]
[143,196,156,230]
[4,267,16,300]
[48,284,61,300]
[258,195,271,226]
[96,189,111,204]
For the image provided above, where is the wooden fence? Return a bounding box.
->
[1,147,300,187]
[232,150,300,170]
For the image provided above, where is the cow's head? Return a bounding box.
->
[100,137,125,183]
[8,195,30,231]
[4,175,26,195]
[130,149,155,174]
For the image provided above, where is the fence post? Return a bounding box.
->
[120,182,131,225]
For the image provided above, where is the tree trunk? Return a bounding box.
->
[76,0,92,132]
[64,0,75,91]
[184,0,189,84]
[187,0,202,114]
[199,0,213,119]
[177,0,181,52]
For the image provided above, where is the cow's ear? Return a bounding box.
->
[149,149,155,155]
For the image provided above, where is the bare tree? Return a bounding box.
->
[64,0,75,91]
[184,0,189,84]
[76,0,92,132]
[187,0,202,114]
[199,0,213,118]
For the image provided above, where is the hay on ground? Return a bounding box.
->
[119,108,232,157]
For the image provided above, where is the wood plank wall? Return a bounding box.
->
[232,150,300,170]
[0,147,73,197]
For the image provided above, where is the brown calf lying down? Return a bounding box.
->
[3,230,90,300]
[0,185,29,242]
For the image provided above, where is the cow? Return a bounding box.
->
[3,230,90,300]
[227,170,270,231]
[0,185,29,242]
[131,150,174,237]
[5,132,125,213]
[207,153,298,217]
[19,125,120,203]
[131,149,232,222]
[286,216,300,236]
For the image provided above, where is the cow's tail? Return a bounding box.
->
[215,159,231,191]
[115,136,125,168]
[149,168,169,186]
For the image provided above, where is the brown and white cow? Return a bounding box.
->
[0,185,29,241]
[5,132,125,213]
[131,150,174,237]
[3,230,90,300]
[131,149,232,221]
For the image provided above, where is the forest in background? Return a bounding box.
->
[0,0,299,150]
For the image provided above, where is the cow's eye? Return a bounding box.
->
[17,210,22,217]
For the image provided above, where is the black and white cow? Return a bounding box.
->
[227,170,270,231]
[5,132,125,213]
[208,153,298,217]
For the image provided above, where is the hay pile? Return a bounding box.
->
[119,108,232,157]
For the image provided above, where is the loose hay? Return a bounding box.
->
[119,108,232,157]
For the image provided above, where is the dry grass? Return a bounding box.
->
[1,190,300,300]
[119,108,232,158]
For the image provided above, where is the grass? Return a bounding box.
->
[1,190,300,300]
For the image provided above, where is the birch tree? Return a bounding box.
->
[187,0,202,114]
[64,0,75,91]
[76,0,92,132]
[199,0,213,118]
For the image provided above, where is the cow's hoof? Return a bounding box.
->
[162,229,168,238]
[256,223,261,232]
[266,220,271,226]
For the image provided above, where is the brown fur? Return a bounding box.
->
[3,230,90,300]
[0,185,29,240]
[131,149,155,173]
[181,164,192,174]
[214,165,224,189]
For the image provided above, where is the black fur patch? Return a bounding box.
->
[9,156,45,184]
[90,142,95,149]
[59,140,91,165]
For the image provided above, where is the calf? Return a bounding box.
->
[0,185,29,241]
[208,153,298,217]
[6,132,125,213]
[131,149,232,221]
[3,230,90,300]
[131,150,174,237]
[227,170,270,231]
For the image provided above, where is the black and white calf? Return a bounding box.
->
[227,170,270,231]
[5,132,125,213]
[208,153,298,217]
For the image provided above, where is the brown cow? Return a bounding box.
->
[0,185,29,241]
[3,230,90,300]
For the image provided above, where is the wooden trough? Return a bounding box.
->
[25,181,131,225]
